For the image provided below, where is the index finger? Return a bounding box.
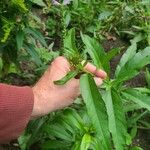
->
[83,62,107,79]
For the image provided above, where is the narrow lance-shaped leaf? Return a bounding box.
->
[31,0,46,7]
[115,33,143,77]
[62,108,85,131]
[24,43,42,66]
[63,28,78,57]
[25,118,46,149]
[24,28,47,47]
[81,34,109,72]
[44,123,73,142]
[16,30,24,50]
[115,42,137,77]
[104,47,121,62]
[54,70,79,85]
[102,88,127,150]
[122,89,150,111]
[80,74,111,150]
[115,46,150,83]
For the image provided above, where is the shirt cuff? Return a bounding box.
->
[0,84,34,143]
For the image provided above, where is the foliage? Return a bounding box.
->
[0,0,150,149]
[0,0,48,77]
[18,28,150,149]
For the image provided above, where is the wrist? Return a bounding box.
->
[31,87,43,119]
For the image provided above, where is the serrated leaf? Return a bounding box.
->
[122,89,150,111]
[81,34,106,70]
[80,74,111,150]
[54,70,79,85]
[103,88,127,150]
[16,30,24,50]
[24,27,47,47]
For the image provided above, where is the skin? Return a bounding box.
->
[31,56,107,119]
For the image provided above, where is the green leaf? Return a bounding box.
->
[72,141,81,150]
[30,0,46,7]
[0,58,3,73]
[57,117,75,135]
[16,30,24,50]
[63,108,85,131]
[115,42,137,77]
[103,88,127,150]
[139,120,150,128]
[24,43,42,66]
[63,28,78,57]
[80,134,92,150]
[134,87,150,94]
[24,27,47,47]
[26,118,46,149]
[127,111,148,128]
[124,103,142,112]
[73,0,78,9]
[54,70,79,85]
[64,11,71,27]
[122,89,150,111]
[98,11,112,20]
[130,126,137,139]
[131,146,143,150]
[105,48,121,62]
[40,140,70,150]
[18,133,31,150]
[44,123,73,142]
[81,34,106,70]
[115,46,150,83]
[80,74,111,150]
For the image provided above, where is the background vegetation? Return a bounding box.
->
[0,0,150,150]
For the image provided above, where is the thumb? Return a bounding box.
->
[49,56,71,81]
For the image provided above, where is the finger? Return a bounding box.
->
[83,62,107,79]
[50,56,71,81]
[94,77,103,86]
[51,56,70,73]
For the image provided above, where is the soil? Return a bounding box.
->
[132,129,150,150]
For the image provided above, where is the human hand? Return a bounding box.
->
[31,56,107,119]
